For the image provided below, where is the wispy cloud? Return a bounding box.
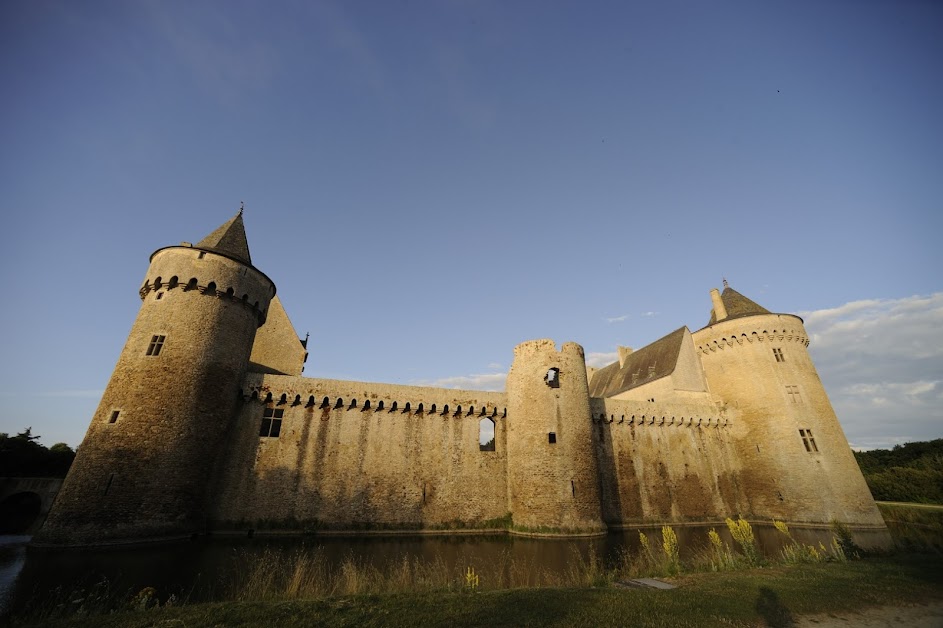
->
[802,293,943,450]
[586,351,618,368]
[605,315,629,323]
[413,373,506,391]
[641,311,658,317]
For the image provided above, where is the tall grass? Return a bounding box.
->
[878,503,943,553]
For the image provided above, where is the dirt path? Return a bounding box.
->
[796,601,943,627]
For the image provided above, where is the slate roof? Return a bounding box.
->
[588,327,687,398]
[707,286,770,325]
[196,212,252,265]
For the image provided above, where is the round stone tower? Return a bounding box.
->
[691,284,884,529]
[505,339,606,536]
[35,212,275,545]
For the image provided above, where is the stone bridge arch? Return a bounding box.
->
[0,478,63,534]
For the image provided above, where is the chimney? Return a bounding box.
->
[618,346,633,367]
[710,288,728,322]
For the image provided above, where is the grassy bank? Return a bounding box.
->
[17,553,943,628]
[7,510,941,627]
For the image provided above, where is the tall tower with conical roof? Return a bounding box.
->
[35,212,275,546]
[692,284,884,529]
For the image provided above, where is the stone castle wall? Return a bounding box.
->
[211,375,510,531]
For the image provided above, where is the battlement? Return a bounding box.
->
[589,397,733,430]
[241,374,508,421]
[139,274,270,325]
[512,339,584,358]
[694,323,809,354]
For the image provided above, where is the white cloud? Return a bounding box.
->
[802,293,943,450]
[414,372,507,391]
[605,315,629,323]
[586,351,618,368]
[641,311,658,317]
[487,362,504,370]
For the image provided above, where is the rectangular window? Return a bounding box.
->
[785,385,801,403]
[799,428,819,452]
[773,348,785,362]
[259,407,284,438]
[548,432,557,444]
[109,410,120,424]
[146,335,166,356]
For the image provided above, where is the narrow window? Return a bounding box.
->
[799,428,819,452]
[773,347,785,362]
[259,407,284,438]
[548,432,557,444]
[156,292,164,300]
[198,251,206,259]
[785,385,801,403]
[146,334,165,356]
[571,480,576,497]
[545,368,560,388]
[109,410,120,424]
[104,473,115,496]
[479,418,495,451]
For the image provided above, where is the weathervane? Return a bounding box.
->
[722,277,729,288]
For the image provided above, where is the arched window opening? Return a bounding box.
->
[376,401,384,411]
[250,391,259,401]
[467,406,475,416]
[278,393,287,405]
[390,401,398,412]
[479,407,487,417]
[454,405,462,417]
[293,395,301,406]
[169,276,178,289]
[417,403,424,414]
[334,398,344,409]
[349,399,358,409]
[430,404,437,414]
[491,408,497,418]
[479,418,495,452]
[186,278,198,291]
[264,392,273,404]
[154,277,162,289]
[441,404,449,416]
[403,402,411,413]
[226,287,235,298]
[320,397,330,409]
[306,396,315,408]
[502,408,507,418]
[362,400,371,412]
[205,281,217,295]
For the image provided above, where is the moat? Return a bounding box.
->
[0,525,883,617]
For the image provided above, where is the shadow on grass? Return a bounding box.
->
[755,586,794,628]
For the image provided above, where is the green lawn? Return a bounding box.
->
[17,553,943,628]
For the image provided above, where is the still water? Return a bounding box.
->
[0,525,852,617]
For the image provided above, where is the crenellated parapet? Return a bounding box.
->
[695,323,809,354]
[589,397,733,431]
[140,244,275,326]
[240,373,508,422]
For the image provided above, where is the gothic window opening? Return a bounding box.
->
[545,367,560,388]
[799,428,818,452]
[260,407,284,438]
[479,418,495,451]
[146,335,165,356]
[773,347,785,363]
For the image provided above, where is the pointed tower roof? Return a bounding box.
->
[708,285,771,325]
[196,211,252,265]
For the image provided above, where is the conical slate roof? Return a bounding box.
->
[196,212,252,265]
[708,286,771,325]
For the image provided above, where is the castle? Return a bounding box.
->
[35,212,888,546]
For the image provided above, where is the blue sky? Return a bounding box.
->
[1,1,940,450]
